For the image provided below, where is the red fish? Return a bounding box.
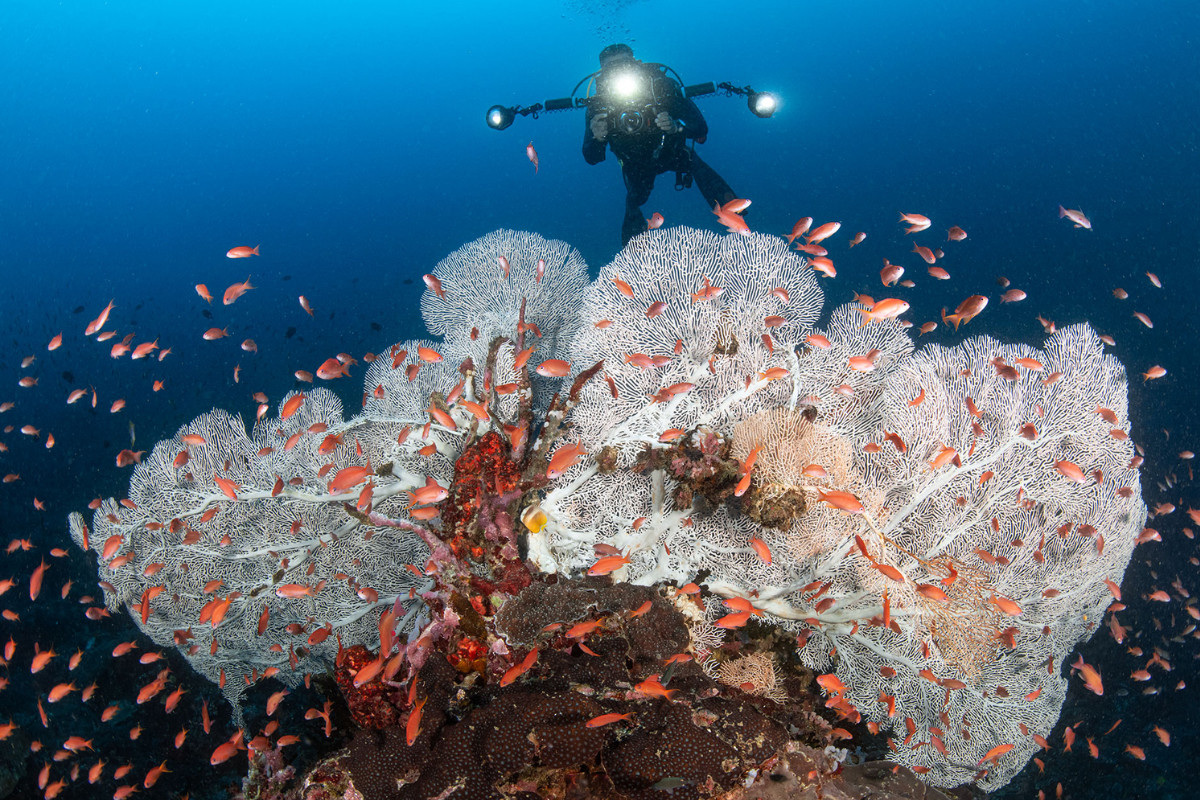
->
[422,274,445,299]
[942,295,988,330]
[1057,205,1091,229]
[329,464,374,493]
[1142,365,1167,382]
[282,394,305,418]
[712,202,749,235]
[818,489,863,514]
[880,259,904,286]
[860,298,909,324]
[500,648,538,688]
[526,142,538,173]
[899,212,931,233]
[214,476,240,499]
[30,559,47,601]
[536,359,571,377]
[911,242,936,264]
[223,276,255,305]
[316,358,351,380]
[547,442,586,480]
[588,552,631,576]
[806,221,840,244]
[978,743,1015,766]
[226,244,260,258]
[406,696,428,745]
[634,676,676,699]
[85,299,116,336]
[586,712,634,728]
[785,217,812,244]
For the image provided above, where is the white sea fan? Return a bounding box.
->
[531,228,1142,790]
[530,229,824,580]
[807,322,1144,789]
[69,392,433,720]
[419,229,589,384]
[68,227,1144,793]
[565,228,823,456]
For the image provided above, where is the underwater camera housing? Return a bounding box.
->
[485,65,778,131]
[590,62,671,136]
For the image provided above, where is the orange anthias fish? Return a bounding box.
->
[282,394,305,418]
[711,202,749,235]
[816,673,848,696]
[818,489,863,514]
[942,295,988,330]
[329,463,374,493]
[1057,205,1091,230]
[223,276,255,304]
[226,244,261,258]
[526,142,539,173]
[586,712,634,728]
[806,221,840,244]
[784,217,812,244]
[500,648,539,688]
[195,284,213,304]
[1071,654,1104,696]
[634,675,676,700]
[860,298,909,324]
[1142,365,1167,382]
[30,559,48,601]
[911,241,936,264]
[978,742,1015,766]
[899,212,931,233]
[546,442,587,480]
[406,476,448,507]
[588,552,631,576]
[85,299,116,336]
[406,696,428,745]
[316,357,351,380]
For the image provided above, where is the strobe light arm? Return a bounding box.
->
[486,76,778,130]
[486,96,590,129]
[485,103,544,131]
[711,81,779,118]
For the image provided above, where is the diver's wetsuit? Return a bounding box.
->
[582,69,737,245]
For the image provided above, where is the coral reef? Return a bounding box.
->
[72,227,1144,792]
[306,578,835,800]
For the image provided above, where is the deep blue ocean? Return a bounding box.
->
[1,2,1197,798]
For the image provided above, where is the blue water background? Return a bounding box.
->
[0,1,1197,797]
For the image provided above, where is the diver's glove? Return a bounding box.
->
[655,111,679,134]
[591,112,609,142]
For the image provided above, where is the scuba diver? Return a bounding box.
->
[583,44,741,245]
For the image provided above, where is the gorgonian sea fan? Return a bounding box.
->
[69,391,432,720]
[526,229,1143,789]
[68,230,589,721]
[70,227,1143,791]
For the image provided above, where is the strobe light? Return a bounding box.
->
[486,105,516,130]
[748,90,778,118]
